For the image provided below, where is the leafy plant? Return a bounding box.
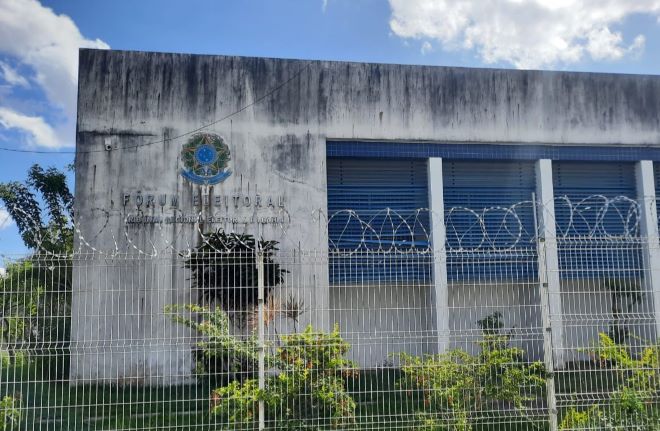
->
[476,311,505,335]
[281,294,306,333]
[560,333,660,430]
[211,379,263,427]
[0,164,73,254]
[0,395,21,431]
[183,231,287,310]
[269,324,358,428]
[165,304,258,379]
[248,294,307,334]
[0,165,73,376]
[476,311,511,353]
[399,312,545,431]
[1,259,71,376]
[210,324,357,430]
[399,350,477,431]
[168,305,357,430]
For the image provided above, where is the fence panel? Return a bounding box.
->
[1,199,659,430]
[549,238,659,430]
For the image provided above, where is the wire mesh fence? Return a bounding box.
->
[1,198,659,430]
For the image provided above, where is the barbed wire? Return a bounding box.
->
[553,195,640,240]
[0,195,646,259]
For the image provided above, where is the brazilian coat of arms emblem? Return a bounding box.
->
[180,133,232,185]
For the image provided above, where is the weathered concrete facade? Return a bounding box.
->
[72,49,660,384]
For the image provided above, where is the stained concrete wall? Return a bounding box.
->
[72,49,660,384]
[330,284,436,367]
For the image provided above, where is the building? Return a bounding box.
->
[71,49,660,385]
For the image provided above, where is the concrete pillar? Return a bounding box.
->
[428,158,449,353]
[635,160,660,340]
[535,159,565,368]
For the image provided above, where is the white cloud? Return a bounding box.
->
[0,0,109,148]
[421,41,433,55]
[0,61,29,88]
[389,0,660,69]
[0,106,60,148]
[322,0,328,12]
[0,207,13,230]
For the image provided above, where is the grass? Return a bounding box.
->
[349,370,548,431]
[1,354,218,430]
[1,356,602,430]
[554,362,660,427]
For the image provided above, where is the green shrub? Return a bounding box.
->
[265,325,357,429]
[0,350,28,372]
[400,312,545,431]
[209,325,357,430]
[168,305,357,430]
[0,395,21,431]
[183,231,287,310]
[1,258,71,375]
[165,304,258,378]
[559,333,660,430]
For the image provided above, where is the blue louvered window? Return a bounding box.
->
[443,160,538,281]
[553,162,641,278]
[327,158,431,283]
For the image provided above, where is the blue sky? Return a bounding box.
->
[1,0,660,253]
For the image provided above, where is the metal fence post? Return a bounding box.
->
[256,248,266,431]
[533,195,559,431]
[539,239,559,431]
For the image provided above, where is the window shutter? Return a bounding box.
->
[553,161,639,278]
[443,160,537,281]
[327,158,430,283]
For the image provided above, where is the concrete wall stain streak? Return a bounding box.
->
[72,49,660,384]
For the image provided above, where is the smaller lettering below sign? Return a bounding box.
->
[121,189,290,229]
[125,214,288,225]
